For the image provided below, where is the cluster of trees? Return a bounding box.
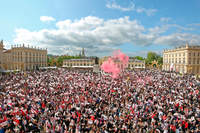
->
[134,52,163,65]
[146,52,163,65]
[47,55,81,67]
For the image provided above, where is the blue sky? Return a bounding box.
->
[1,0,200,57]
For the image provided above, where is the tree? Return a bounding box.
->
[157,56,163,64]
[134,56,145,61]
[47,55,82,67]
[146,52,163,65]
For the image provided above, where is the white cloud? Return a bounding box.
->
[106,1,135,11]
[40,16,55,22]
[187,23,200,27]
[136,7,157,16]
[160,17,171,23]
[154,33,200,46]
[13,16,200,56]
[106,1,157,16]
[2,41,12,49]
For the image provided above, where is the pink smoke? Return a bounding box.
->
[101,50,129,79]
[113,50,129,68]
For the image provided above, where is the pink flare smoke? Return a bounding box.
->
[101,50,129,79]
[113,50,129,66]
[101,58,120,78]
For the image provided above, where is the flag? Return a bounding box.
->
[170,125,176,132]
[162,115,167,120]
[42,103,45,108]
[185,122,188,129]
[151,113,156,119]
[91,116,95,121]
[13,119,20,125]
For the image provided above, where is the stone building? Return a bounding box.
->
[99,56,145,69]
[0,40,4,71]
[63,48,96,68]
[63,58,95,68]
[0,40,47,71]
[128,57,145,69]
[163,43,200,74]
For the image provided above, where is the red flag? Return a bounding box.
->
[90,116,95,121]
[151,113,156,118]
[162,115,167,120]
[111,89,115,93]
[170,125,176,132]
[21,110,26,116]
[13,119,20,125]
[180,106,183,111]
[185,122,188,129]
[130,107,134,114]
[0,116,7,123]
[42,103,45,108]
[175,103,179,107]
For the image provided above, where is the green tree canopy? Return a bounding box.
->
[134,56,145,61]
[47,55,82,67]
[146,52,163,65]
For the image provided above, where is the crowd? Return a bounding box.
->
[0,68,199,133]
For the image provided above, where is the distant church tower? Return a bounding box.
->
[81,48,85,57]
[0,40,4,50]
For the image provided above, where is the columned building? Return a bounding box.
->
[0,40,47,71]
[0,40,4,71]
[128,57,145,69]
[99,56,145,69]
[163,43,200,74]
[63,58,95,68]
[63,48,95,68]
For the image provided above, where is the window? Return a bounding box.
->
[183,58,185,64]
[197,59,199,64]
[193,58,196,64]
[194,53,195,56]
[179,58,181,64]
[189,58,191,64]
[189,53,191,56]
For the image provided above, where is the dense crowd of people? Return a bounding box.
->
[0,68,199,133]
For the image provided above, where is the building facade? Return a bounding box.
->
[128,57,145,69]
[63,58,95,68]
[0,40,47,71]
[0,40,4,71]
[99,56,145,69]
[163,43,200,74]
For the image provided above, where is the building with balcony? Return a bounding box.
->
[163,43,200,74]
[0,40,47,71]
[99,56,145,69]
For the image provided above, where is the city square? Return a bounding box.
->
[1,0,200,132]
